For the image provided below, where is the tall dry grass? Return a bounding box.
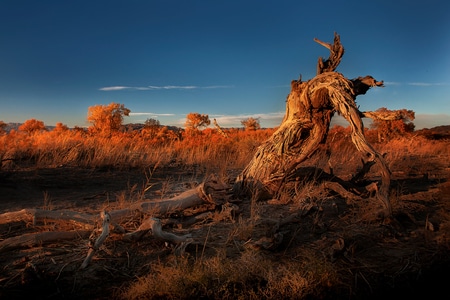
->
[1,125,445,169]
[1,125,447,195]
[0,127,274,172]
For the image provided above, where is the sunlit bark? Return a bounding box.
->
[234,33,394,215]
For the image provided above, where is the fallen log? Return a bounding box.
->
[0,230,91,253]
[0,183,212,228]
[0,208,95,226]
[110,182,210,221]
[0,177,228,257]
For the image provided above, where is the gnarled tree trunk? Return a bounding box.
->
[233,33,392,215]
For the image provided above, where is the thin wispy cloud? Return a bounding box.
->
[99,86,130,91]
[384,82,448,87]
[99,85,233,91]
[201,85,234,89]
[383,81,401,86]
[147,85,197,90]
[129,112,175,117]
[408,82,448,87]
[211,112,285,126]
[170,112,285,128]
[128,112,178,123]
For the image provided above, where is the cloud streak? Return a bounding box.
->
[99,85,233,91]
[383,81,401,86]
[407,82,448,87]
[209,112,285,127]
[99,86,130,91]
[129,112,175,117]
[384,82,448,87]
[167,112,285,128]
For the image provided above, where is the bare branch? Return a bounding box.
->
[361,109,415,121]
[80,211,111,269]
[314,32,345,74]
[124,217,193,255]
[351,76,384,95]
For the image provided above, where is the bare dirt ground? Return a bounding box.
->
[0,156,449,299]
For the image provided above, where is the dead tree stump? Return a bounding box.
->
[233,33,403,216]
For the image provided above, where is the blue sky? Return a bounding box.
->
[0,0,449,129]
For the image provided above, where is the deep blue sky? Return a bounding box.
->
[1,0,449,129]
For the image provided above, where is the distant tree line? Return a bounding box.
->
[0,102,426,141]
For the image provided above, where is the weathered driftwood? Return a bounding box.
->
[0,230,91,253]
[109,180,225,222]
[80,211,111,269]
[124,217,193,255]
[0,177,228,261]
[0,208,96,226]
[233,33,399,216]
[0,181,214,227]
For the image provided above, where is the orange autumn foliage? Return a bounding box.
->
[18,119,47,134]
[87,102,131,136]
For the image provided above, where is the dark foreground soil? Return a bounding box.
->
[0,160,449,299]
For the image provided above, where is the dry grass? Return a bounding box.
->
[0,125,449,299]
[0,127,272,172]
[120,249,340,300]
